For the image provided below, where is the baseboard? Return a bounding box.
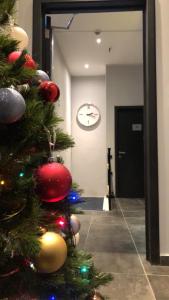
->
[160,256,169,266]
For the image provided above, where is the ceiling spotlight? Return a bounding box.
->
[95,30,102,45]
[84,64,89,69]
[96,37,102,44]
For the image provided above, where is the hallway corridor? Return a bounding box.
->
[78,199,169,299]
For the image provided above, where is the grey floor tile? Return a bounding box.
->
[81,209,121,216]
[125,216,145,226]
[125,220,146,254]
[91,210,124,225]
[118,198,145,211]
[99,274,155,300]
[123,210,145,218]
[141,255,169,276]
[77,214,92,249]
[85,223,136,253]
[92,252,144,274]
[148,275,169,300]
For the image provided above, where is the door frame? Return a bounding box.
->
[115,106,144,198]
[32,0,160,265]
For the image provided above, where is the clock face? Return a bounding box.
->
[77,104,100,127]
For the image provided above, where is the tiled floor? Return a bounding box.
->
[77,198,169,300]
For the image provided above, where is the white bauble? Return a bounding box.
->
[11,26,29,50]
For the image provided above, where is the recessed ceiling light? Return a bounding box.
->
[84,64,89,69]
[96,37,102,44]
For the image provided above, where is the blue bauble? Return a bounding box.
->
[0,88,26,124]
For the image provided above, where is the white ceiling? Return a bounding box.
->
[50,12,143,76]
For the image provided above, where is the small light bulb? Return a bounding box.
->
[80,266,88,273]
[0,180,5,185]
[30,262,35,271]
[49,296,56,300]
[96,37,102,44]
[84,64,89,69]
[19,172,24,177]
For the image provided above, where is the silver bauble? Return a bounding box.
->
[70,215,81,234]
[36,70,50,82]
[0,88,26,124]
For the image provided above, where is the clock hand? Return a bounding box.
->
[86,113,98,117]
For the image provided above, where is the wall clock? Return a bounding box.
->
[77,103,100,127]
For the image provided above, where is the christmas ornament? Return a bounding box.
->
[73,232,80,246]
[40,81,60,102]
[85,291,104,300]
[0,88,26,124]
[34,232,67,273]
[35,162,72,202]
[36,70,50,82]
[70,215,81,234]
[10,25,29,50]
[8,51,36,69]
[68,190,81,204]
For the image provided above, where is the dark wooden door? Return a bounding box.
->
[115,106,144,198]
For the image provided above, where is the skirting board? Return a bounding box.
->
[160,256,169,266]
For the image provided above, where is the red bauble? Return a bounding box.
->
[8,51,36,69]
[35,162,72,202]
[40,81,60,102]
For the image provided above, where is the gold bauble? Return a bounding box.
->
[35,232,67,273]
[10,26,29,50]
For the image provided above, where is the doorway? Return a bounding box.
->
[115,106,144,198]
[32,0,159,265]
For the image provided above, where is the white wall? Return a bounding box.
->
[156,0,169,256]
[106,65,144,189]
[52,32,72,170]
[15,0,33,54]
[71,76,107,197]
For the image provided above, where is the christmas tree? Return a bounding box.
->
[0,1,112,299]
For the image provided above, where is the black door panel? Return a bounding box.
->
[115,106,144,198]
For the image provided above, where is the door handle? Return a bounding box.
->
[118,151,126,155]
